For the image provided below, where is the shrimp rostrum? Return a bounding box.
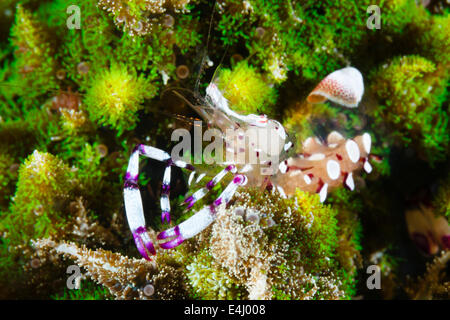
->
[124,66,373,260]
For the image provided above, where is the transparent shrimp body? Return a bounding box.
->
[123,67,372,260]
[199,82,292,188]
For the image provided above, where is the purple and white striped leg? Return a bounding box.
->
[157,174,248,249]
[124,144,194,260]
[183,165,237,209]
[161,164,171,224]
[161,158,196,223]
[124,178,156,260]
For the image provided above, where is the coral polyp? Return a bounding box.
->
[85,62,157,133]
[0,0,449,301]
[216,61,277,115]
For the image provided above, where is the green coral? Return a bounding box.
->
[227,188,359,299]
[98,0,195,36]
[6,4,58,110]
[215,0,379,81]
[0,110,49,158]
[290,190,339,271]
[369,55,448,164]
[0,151,75,294]
[0,152,18,210]
[52,279,113,300]
[1,150,74,246]
[84,62,157,133]
[217,61,277,115]
[381,0,425,34]
[419,14,450,68]
[186,249,243,299]
[434,173,450,221]
[327,188,363,295]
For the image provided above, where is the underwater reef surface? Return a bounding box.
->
[0,0,449,300]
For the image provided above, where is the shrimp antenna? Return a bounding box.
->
[149,109,202,126]
[194,0,217,94]
[209,44,229,85]
[171,89,213,125]
[160,86,197,101]
[170,89,198,109]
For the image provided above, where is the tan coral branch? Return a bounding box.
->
[32,238,157,299]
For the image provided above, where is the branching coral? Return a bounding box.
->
[0,150,75,295]
[434,173,450,222]
[193,188,361,300]
[369,55,448,164]
[50,89,89,134]
[32,238,189,299]
[0,148,123,296]
[405,250,450,300]
[1,150,75,247]
[7,4,58,109]
[98,0,193,36]
[208,203,280,299]
[186,249,243,299]
[69,197,120,247]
